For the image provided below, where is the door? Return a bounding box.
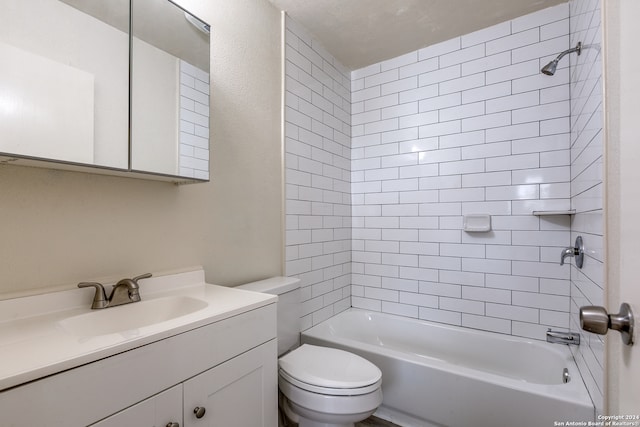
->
[183,340,278,427]
[603,0,640,413]
[90,385,182,427]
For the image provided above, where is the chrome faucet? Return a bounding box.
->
[546,328,580,346]
[560,236,584,268]
[78,273,152,309]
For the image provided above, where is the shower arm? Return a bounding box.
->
[553,42,582,63]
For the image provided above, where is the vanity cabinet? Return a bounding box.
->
[92,341,276,427]
[0,303,277,427]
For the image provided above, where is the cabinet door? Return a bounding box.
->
[183,340,277,427]
[91,385,182,427]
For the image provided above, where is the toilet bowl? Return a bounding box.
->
[237,277,383,427]
[278,344,382,427]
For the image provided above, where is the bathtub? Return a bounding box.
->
[301,309,594,427]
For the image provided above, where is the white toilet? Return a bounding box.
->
[238,277,383,427]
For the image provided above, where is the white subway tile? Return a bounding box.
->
[512,199,571,215]
[486,244,539,261]
[440,73,486,95]
[381,76,419,96]
[512,35,569,63]
[486,122,540,143]
[419,93,462,112]
[419,120,461,138]
[485,184,539,200]
[399,137,438,153]
[382,253,418,267]
[440,44,485,68]
[439,102,485,122]
[462,111,511,132]
[512,290,570,311]
[352,63,381,80]
[420,281,462,298]
[382,203,419,216]
[400,216,439,229]
[463,201,512,216]
[399,84,439,104]
[382,102,419,120]
[462,230,512,245]
[382,301,420,318]
[461,142,511,160]
[399,266,438,282]
[381,51,418,71]
[440,243,485,258]
[383,277,419,292]
[463,258,511,275]
[461,171,511,187]
[399,111,439,128]
[419,148,461,164]
[486,273,539,292]
[364,94,399,112]
[462,51,512,76]
[439,130,485,148]
[398,58,439,79]
[486,303,538,323]
[365,118,399,135]
[486,153,539,172]
[381,178,418,192]
[439,159,484,176]
[486,28,539,55]
[400,242,439,255]
[399,164,438,178]
[399,190,439,204]
[419,229,462,243]
[419,175,462,190]
[486,60,539,85]
[382,127,419,143]
[513,101,570,124]
[440,297,484,315]
[419,307,462,325]
[511,3,569,33]
[439,187,485,202]
[461,21,511,47]
[512,166,570,184]
[512,134,570,154]
[364,143,399,159]
[540,117,570,135]
[399,292,439,308]
[486,91,540,114]
[440,270,485,287]
[418,37,461,60]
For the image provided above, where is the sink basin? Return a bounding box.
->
[58,296,208,337]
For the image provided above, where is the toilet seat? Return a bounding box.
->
[279,344,382,396]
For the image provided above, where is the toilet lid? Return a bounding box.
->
[279,344,382,391]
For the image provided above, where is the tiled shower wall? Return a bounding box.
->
[284,17,352,330]
[568,0,603,414]
[179,60,210,179]
[350,4,575,339]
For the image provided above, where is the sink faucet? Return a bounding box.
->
[78,273,152,309]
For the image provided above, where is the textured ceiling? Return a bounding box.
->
[268,0,567,70]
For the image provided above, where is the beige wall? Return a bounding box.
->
[0,0,283,298]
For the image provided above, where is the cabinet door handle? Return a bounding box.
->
[166,423,180,427]
[194,406,206,418]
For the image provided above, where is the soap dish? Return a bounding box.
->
[463,214,491,232]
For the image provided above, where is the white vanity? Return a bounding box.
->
[0,269,278,427]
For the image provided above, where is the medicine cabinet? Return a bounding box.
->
[0,0,210,183]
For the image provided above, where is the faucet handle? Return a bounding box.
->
[78,282,108,309]
[132,273,152,283]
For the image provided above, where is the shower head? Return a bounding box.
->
[541,42,582,76]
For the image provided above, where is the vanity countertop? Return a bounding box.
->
[0,268,276,391]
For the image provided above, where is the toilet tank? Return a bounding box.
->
[237,277,300,356]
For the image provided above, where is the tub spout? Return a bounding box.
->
[546,329,580,346]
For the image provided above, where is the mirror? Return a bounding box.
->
[131,0,210,180]
[0,0,129,169]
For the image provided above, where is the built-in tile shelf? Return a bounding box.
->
[532,210,576,216]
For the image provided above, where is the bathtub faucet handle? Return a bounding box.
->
[560,236,584,268]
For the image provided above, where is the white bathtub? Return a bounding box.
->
[301,309,594,427]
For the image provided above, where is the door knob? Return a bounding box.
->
[194,406,206,419]
[580,303,634,346]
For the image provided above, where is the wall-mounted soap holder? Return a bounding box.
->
[463,214,491,232]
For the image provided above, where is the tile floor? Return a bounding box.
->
[356,416,401,427]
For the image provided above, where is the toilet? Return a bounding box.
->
[238,277,383,427]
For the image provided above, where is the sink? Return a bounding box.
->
[58,296,208,337]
